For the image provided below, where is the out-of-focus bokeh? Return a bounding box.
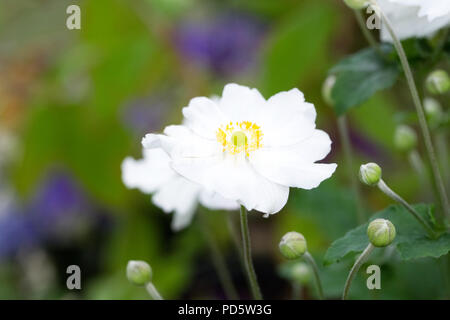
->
[0,0,446,299]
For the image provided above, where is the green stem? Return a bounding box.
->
[337,116,366,223]
[303,252,325,300]
[227,212,245,267]
[377,179,437,238]
[435,132,449,190]
[408,149,431,198]
[145,282,163,300]
[292,283,302,300]
[239,206,263,300]
[374,0,450,219]
[200,213,239,300]
[342,243,374,300]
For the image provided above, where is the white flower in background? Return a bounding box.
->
[143,84,337,216]
[377,0,450,42]
[121,148,238,231]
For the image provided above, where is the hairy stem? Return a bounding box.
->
[337,116,366,223]
[342,243,374,300]
[239,206,263,300]
[373,0,450,219]
[145,282,163,300]
[377,179,437,238]
[303,252,325,300]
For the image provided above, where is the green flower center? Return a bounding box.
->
[231,131,247,147]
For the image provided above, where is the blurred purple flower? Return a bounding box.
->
[0,170,109,260]
[174,13,266,77]
[0,211,38,258]
[121,94,170,137]
[29,171,90,237]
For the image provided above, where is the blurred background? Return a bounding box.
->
[0,0,447,299]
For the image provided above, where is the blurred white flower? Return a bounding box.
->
[121,148,238,231]
[143,84,336,216]
[377,0,450,42]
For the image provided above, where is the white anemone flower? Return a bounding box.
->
[121,148,238,231]
[377,0,450,42]
[143,84,337,216]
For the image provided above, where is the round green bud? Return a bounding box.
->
[359,162,382,186]
[291,262,312,285]
[423,97,443,129]
[126,260,152,286]
[279,232,307,260]
[426,70,450,95]
[343,0,368,10]
[322,75,336,107]
[394,125,417,152]
[367,219,396,247]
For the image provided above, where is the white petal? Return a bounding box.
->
[182,97,227,140]
[171,153,289,215]
[142,125,194,155]
[219,83,266,122]
[259,88,316,147]
[121,149,174,194]
[250,130,337,189]
[152,175,201,231]
[378,0,450,41]
[199,190,240,211]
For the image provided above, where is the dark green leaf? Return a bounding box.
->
[324,204,450,265]
[329,45,400,115]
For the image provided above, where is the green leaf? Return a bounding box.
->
[397,233,450,260]
[329,45,400,115]
[324,204,450,265]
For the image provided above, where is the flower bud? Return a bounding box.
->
[322,75,336,107]
[343,0,368,10]
[423,97,443,128]
[291,262,312,284]
[359,163,382,186]
[279,232,307,259]
[367,219,396,247]
[394,125,417,152]
[426,70,450,95]
[126,260,152,286]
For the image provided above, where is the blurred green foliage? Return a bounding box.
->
[0,0,448,300]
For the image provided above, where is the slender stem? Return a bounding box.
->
[342,243,374,300]
[353,9,380,54]
[227,212,245,267]
[373,0,450,219]
[435,132,449,190]
[239,206,262,300]
[377,179,437,238]
[408,149,426,182]
[408,149,431,198]
[199,212,239,300]
[337,116,366,223]
[292,283,302,300]
[303,252,325,300]
[145,282,163,300]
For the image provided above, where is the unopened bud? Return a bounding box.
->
[322,75,336,107]
[291,262,312,284]
[426,70,450,95]
[423,97,443,128]
[343,0,369,10]
[394,125,417,152]
[367,219,396,247]
[126,260,152,286]
[279,232,307,260]
[359,162,382,186]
